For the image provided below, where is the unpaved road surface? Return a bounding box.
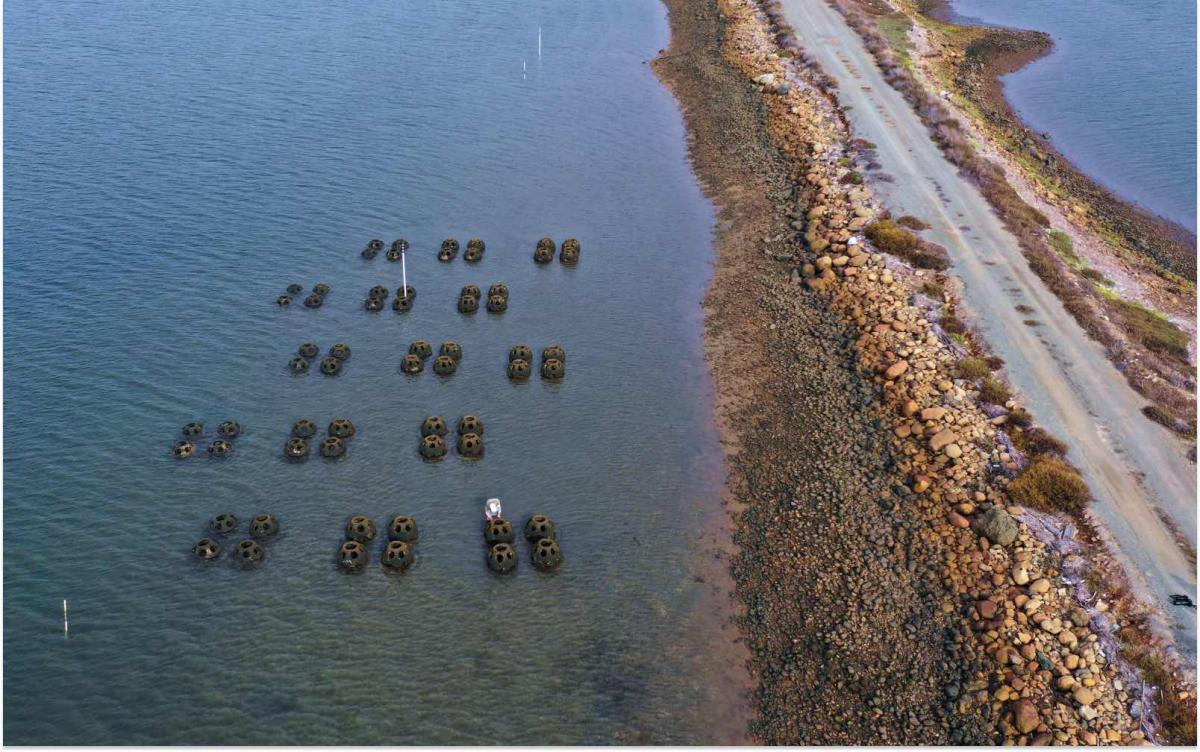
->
[780,0,1197,660]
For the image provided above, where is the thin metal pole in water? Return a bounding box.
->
[401,249,408,300]
[63,599,69,637]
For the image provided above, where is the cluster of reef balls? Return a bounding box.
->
[337,514,421,572]
[507,344,566,382]
[418,414,485,461]
[402,339,462,376]
[288,341,352,376]
[172,420,242,459]
[276,282,331,308]
[192,512,279,567]
[284,418,356,460]
[484,513,563,573]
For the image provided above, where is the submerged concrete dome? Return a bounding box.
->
[524,514,556,542]
[338,540,368,571]
[250,513,279,540]
[345,515,377,543]
[209,513,238,535]
[382,540,414,571]
[531,538,563,570]
[487,543,518,573]
[193,538,221,561]
[388,515,419,542]
[235,539,265,567]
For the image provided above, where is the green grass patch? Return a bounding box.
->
[1108,298,1190,363]
[877,15,914,67]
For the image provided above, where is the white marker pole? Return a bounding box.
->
[63,599,69,637]
[401,248,408,300]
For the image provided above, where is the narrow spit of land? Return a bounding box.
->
[778,0,1197,659]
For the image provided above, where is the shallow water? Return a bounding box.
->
[949,0,1197,232]
[3,0,745,743]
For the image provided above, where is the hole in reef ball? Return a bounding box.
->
[298,342,320,358]
[329,343,351,361]
[365,297,384,312]
[236,539,265,567]
[382,540,414,571]
[276,295,292,307]
[328,418,356,439]
[532,538,563,570]
[392,295,413,313]
[461,284,481,299]
[193,538,221,560]
[524,514,556,542]
[250,513,280,540]
[401,354,424,374]
[508,359,531,380]
[208,440,234,457]
[484,518,514,544]
[292,419,317,438]
[440,341,463,361]
[457,415,484,436]
[319,357,342,376]
[408,340,433,359]
[458,294,479,313]
[345,515,377,543]
[433,355,457,376]
[320,436,347,458]
[209,513,238,535]
[388,515,419,542]
[217,421,241,438]
[369,285,389,300]
[419,434,446,461]
[312,283,330,296]
[542,345,566,364]
[487,543,518,573]
[284,436,310,458]
[182,422,204,437]
[287,284,304,296]
[338,540,368,571]
[421,416,448,437]
[173,440,196,459]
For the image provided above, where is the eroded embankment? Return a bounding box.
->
[655,0,1185,744]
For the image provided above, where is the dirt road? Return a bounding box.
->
[779,0,1197,659]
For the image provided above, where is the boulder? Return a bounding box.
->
[972,506,1018,546]
[1012,699,1039,735]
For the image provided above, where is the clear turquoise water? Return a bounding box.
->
[951,0,1197,232]
[3,0,746,743]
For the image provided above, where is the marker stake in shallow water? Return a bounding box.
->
[63,599,69,637]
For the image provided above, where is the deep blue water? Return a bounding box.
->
[3,0,747,743]
[951,0,1197,232]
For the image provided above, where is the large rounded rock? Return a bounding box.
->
[487,543,518,573]
[421,415,448,437]
[388,515,419,542]
[209,513,238,535]
[531,538,563,570]
[250,513,280,540]
[345,515,377,543]
[382,540,414,571]
[338,540,368,571]
[524,514,556,542]
[234,539,265,567]
[972,506,1019,546]
[292,419,318,438]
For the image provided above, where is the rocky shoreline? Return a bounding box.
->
[654,0,1192,744]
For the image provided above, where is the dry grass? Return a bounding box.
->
[978,376,1010,405]
[956,357,992,379]
[1007,455,1091,515]
[1107,298,1191,363]
[1012,426,1068,457]
[896,214,930,230]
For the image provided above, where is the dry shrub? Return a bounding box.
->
[1013,426,1068,457]
[940,315,967,334]
[1006,408,1033,428]
[896,215,930,230]
[978,376,1010,405]
[1107,298,1190,363]
[1007,456,1091,515]
[865,219,919,253]
[956,357,992,379]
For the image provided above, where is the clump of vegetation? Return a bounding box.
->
[1048,229,1078,261]
[1007,455,1091,515]
[920,281,944,298]
[865,219,919,253]
[908,240,951,270]
[940,314,967,335]
[1080,267,1112,285]
[978,377,1010,405]
[1115,630,1198,745]
[896,215,930,230]
[1107,298,1190,363]
[1013,426,1068,457]
[956,357,992,379]
[840,171,863,185]
[985,355,1005,370]
[1006,407,1033,428]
